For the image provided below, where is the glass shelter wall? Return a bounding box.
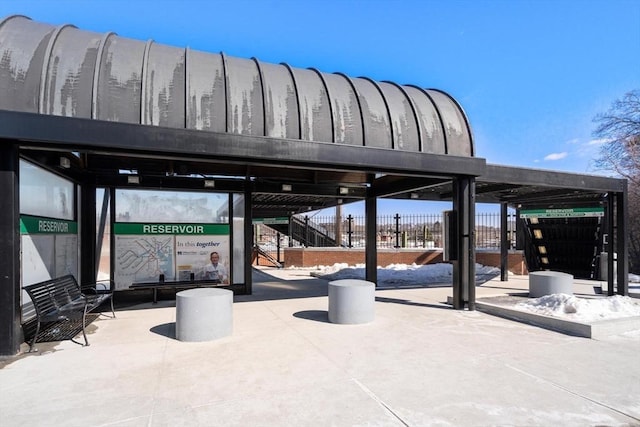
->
[19,160,79,321]
[111,189,233,290]
[19,160,78,288]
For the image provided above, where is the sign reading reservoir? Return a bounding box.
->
[20,215,78,287]
[114,223,227,235]
[519,207,605,219]
[113,223,230,290]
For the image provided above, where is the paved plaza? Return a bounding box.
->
[1,268,639,426]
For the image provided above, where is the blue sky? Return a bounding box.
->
[2,0,639,215]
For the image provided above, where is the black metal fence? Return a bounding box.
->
[255,212,516,250]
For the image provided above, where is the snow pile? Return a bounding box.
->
[516,294,640,321]
[311,262,500,287]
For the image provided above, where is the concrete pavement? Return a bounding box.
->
[1,268,639,426]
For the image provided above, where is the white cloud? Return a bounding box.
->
[587,138,611,146]
[544,152,568,161]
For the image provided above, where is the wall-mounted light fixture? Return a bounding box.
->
[59,157,71,169]
[410,192,419,199]
[282,184,292,192]
[204,180,215,188]
[339,187,349,195]
[127,175,140,184]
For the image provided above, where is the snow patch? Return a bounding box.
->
[516,294,640,321]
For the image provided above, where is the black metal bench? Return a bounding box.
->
[23,275,115,352]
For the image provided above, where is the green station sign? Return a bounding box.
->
[519,207,604,219]
[252,217,289,225]
[113,223,230,235]
[20,215,78,234]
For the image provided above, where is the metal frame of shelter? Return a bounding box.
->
[0,16,629,357]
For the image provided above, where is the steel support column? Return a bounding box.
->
[616,189,628,295]
[607,193,615,296]
[80,180,97,284]
[500,202,509,282]
[244,183,253,294]
[365,191,377,285]
[0,142,21,356]
[452,177,476,310]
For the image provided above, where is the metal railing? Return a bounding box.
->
[255,212,516,251]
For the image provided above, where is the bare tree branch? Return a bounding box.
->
[593,90,640,271]
[593,89,640,187]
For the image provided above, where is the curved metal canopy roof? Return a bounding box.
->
[0,15,625,218]
[0,15,473,156]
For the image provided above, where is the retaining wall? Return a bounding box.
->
[255,247,528,275]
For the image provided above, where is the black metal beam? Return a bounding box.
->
[616,189,629,295]
[500,202,509,282]
[371,175,450,198]
[451,177,476,310]
[607,194,615,296]
[252,181,367,199]
[244,182,253,294]
[80,180,97,284]
[365,189,377,285]
[0,110,486,179]
[483,164,625,193]
[0,141,21,356]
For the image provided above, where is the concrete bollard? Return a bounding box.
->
[529,271,573,298]
[328,279,375,324]
[176,288,233,341]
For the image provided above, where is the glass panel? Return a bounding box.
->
[96,35,145,123]
[186,49,226,131]
[0,16,55,112]
[225,56,264,136]
[379,82,419,151]
[426,89,472,156]
[232,193,245,284]
[291,68,332,142]
[19,160,74,220]
[42,27,101,118]
[323,73,363,145]
[260,62,299,139]
[352,78,392,149]
[404,86,446,154]
[115,189,229,223]
[143,43,185,128]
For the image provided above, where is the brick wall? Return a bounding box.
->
[271,248,527,275]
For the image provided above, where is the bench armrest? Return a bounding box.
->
[82,280,114,295]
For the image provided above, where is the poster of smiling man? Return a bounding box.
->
[175,230,230,284]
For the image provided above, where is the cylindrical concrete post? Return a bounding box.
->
[529,271,573,298]
[328,279,375,324]
[176,288,233,342]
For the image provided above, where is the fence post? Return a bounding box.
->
[304,216,309,247]
[394,213,401,248]
[347,214,353,248]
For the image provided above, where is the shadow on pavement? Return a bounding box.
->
[150,322,176,339]
[293,310,330,323]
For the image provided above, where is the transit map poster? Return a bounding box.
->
[113,223,230,290]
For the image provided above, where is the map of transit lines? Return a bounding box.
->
[114,235,175,289]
